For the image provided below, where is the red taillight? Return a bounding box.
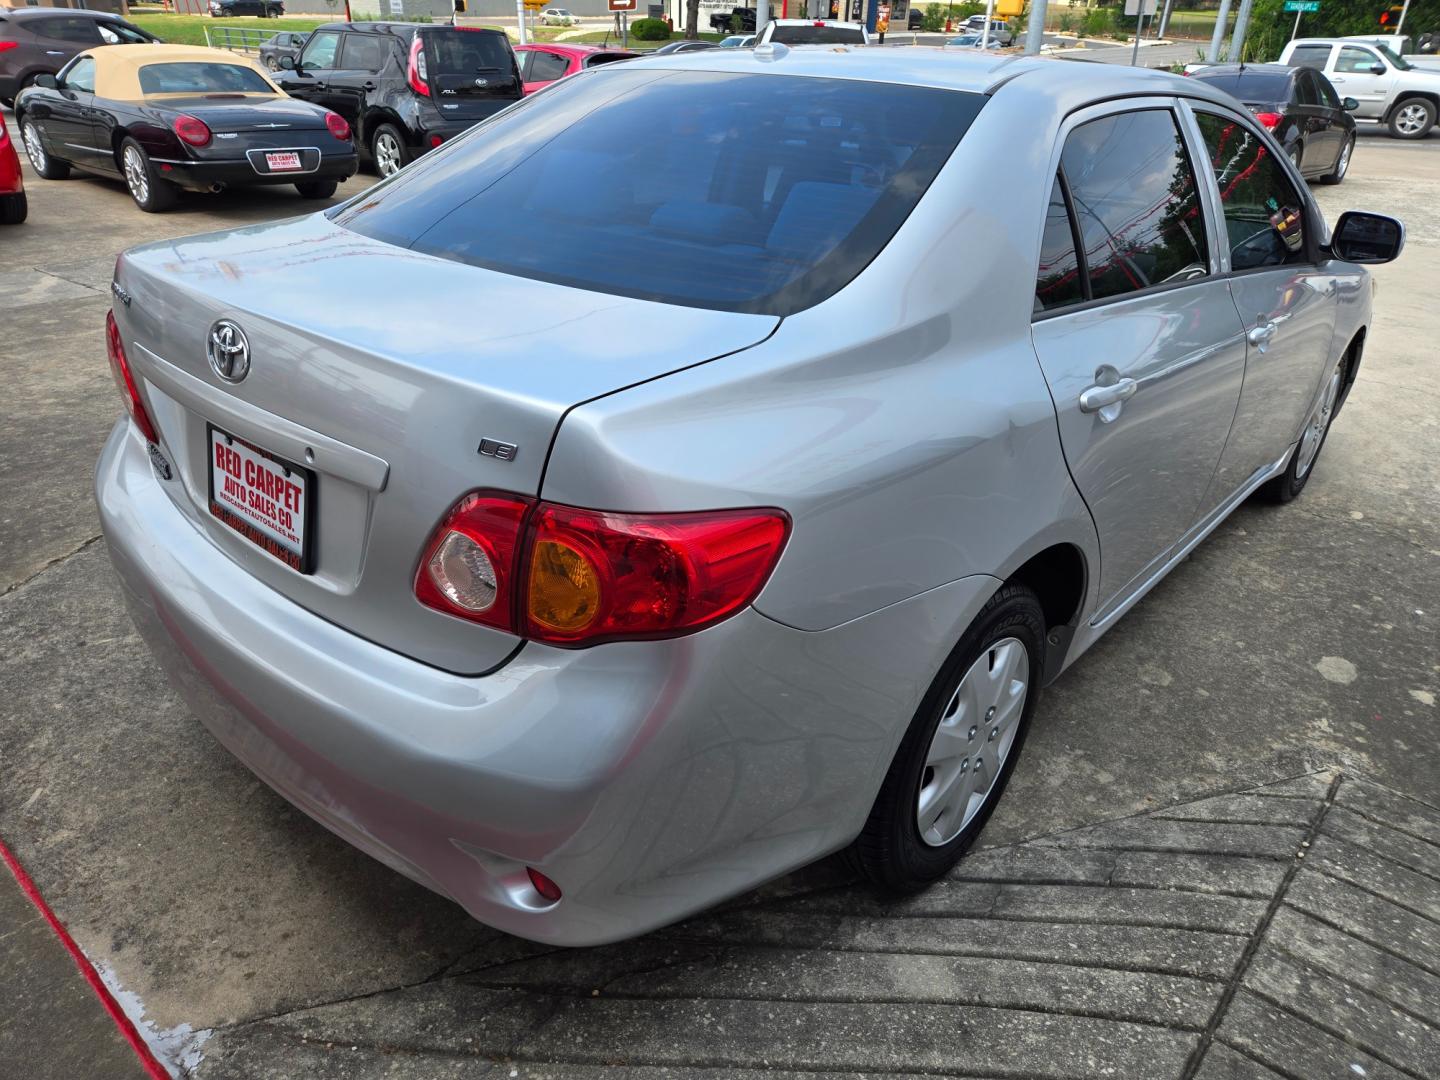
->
[526,867,562,903]
[415,493,533,633]
[0,41,19,53]
[0,114,9,149]
[429,133,443,149]
[324,111,351,141]
[172,114,211,147]
[414,495,790,647]
[105,310,159,445]
[407,36,431,97]
[1254,111,1283,129]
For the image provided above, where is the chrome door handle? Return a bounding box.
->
[363,81,377,90]
[1079,377,1138,415]
[1247,321,1277,346]
[46,50,66,55]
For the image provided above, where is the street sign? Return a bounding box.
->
[1283,1,1320,10]
[607,0,637,9]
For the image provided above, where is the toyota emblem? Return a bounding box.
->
[207,320,251,383]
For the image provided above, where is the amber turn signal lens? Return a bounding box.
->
[528,539,600,632]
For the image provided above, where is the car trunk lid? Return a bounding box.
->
[112,213,778,674]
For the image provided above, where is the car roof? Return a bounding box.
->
[1,7,129,19]
[1190,63,1295,77]
[69,44,282,99]
[311,21,503,35]
[622,44,1241,111]
[514,42,625,56]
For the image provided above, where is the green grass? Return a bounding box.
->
[128,13,333,47]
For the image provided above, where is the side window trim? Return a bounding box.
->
[1181,98,1323,274]
[1032,96,1215,322]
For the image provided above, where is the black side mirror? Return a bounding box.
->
[279,54,296,69]
[1331,210,1405,264]
[34,73,58,89]
[1369,63,1386,74]
[1342,96,1359,111]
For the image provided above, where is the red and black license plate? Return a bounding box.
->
[207,424,315,573]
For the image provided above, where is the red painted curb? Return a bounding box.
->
[0,836,171,1080]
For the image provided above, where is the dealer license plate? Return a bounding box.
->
[207,425,313,573]
[265,151,303,172]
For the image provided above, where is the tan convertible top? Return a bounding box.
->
[80,44,284,100]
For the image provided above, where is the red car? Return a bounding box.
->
[512,43,637,95]
[0,111,24,224]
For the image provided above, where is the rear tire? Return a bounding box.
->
[370,122,408,178]
[852,584,1045,892]
[20,119,69,180]
[1387,96,1436,139]
[295,179,337,199]
[120,137,176,213]
[1320,134,1354,185]
[0,191,26,225]
[1261,355,1345,504]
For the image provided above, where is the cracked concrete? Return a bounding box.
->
[0,118,1436,1078]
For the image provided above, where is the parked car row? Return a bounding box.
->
[0,7,157,107]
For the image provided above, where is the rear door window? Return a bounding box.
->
[1292,70,1318,106]
[34,17,103,44]
[334,68,984,315]
[1059,109,1209,302]
[528,49,570,81]
[1194,111,1309,271]
[424,29,514,76]
[1287,44,1332,70]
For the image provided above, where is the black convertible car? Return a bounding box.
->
[14,44,357,212]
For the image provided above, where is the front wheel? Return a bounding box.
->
[264,55,280,71]
[21,119,70,180]
[1320,134,1354,185]
[852,584,1045,892]
[1262,355,1345,504]
[295,179,337,199]
[120,137,176,213]
[1388,97,1436,139]
[370,123,408,178]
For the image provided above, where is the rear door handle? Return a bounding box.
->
[46,50,66,55]
[1247,321,1277,347]
[313,81,328,90]
[363,81,377,90]
[1079,375,1138,418]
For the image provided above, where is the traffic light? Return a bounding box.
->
[1378,4,1403,26]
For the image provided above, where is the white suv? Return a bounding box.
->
[758,19,870,46]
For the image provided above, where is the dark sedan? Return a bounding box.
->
[15,44,357,212]
[1187,63,1357,184]
[258,30,308,72]
[0,7,159,108]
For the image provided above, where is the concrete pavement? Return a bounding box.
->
[0,117,1436,1077]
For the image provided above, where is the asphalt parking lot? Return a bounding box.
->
[2,120,1438,1080]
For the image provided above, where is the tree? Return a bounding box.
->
[686,0,701,38]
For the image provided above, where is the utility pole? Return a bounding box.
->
[1396,0,1412,35]
[979,0,995,48]
[516,0,528,44]
[755,0,769,38]
[1157,0,1174,38]
[1208,0,1231,60]
[1230,0,1254,62]
[1129,2,1149,65]
[1024,0,1045,54]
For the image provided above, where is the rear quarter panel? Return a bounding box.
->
[540,88,1101,635]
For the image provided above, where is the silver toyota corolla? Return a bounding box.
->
[96,46,1403,945]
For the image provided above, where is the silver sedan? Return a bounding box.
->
[96,45,1402,945]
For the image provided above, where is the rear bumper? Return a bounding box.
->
[156,152,357,192]
[96,420,997,944]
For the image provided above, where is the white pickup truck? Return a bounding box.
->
[1279,36,1440,138]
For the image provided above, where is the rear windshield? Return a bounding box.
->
[138,62,273,94]
[333,69,981,315]
[769,24,865,44]
[422,28,514,73]
[1192,71,1291,102]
